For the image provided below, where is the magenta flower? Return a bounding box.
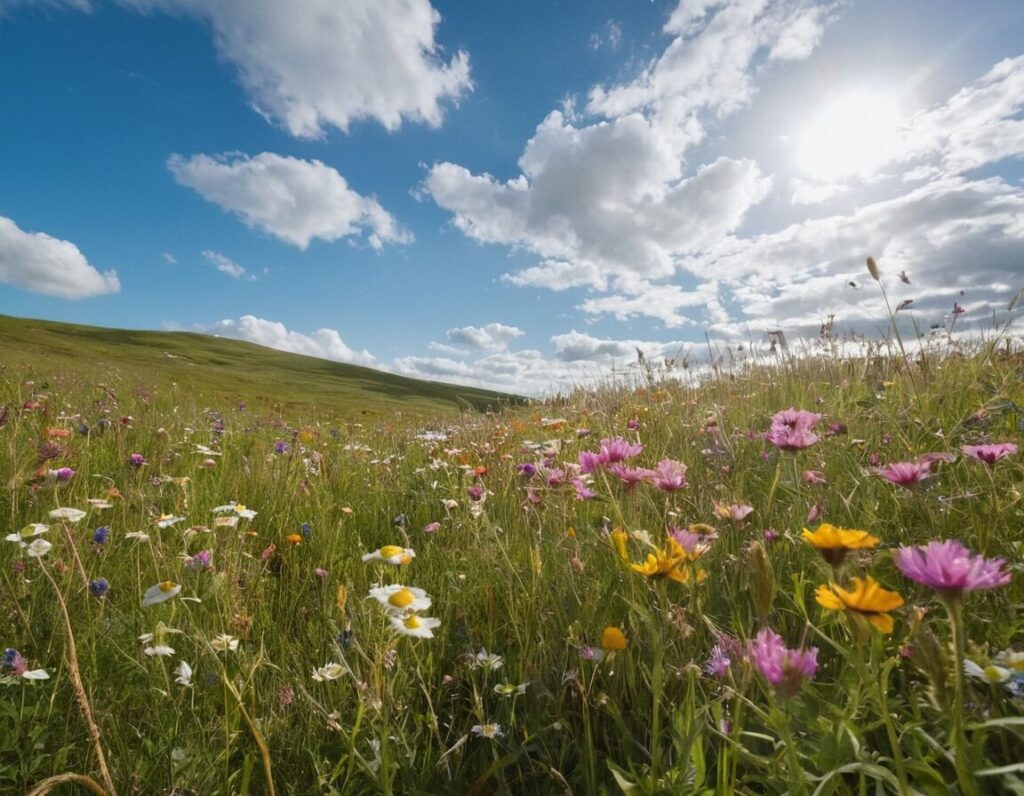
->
[129,452,146,468]
[517,462,538,478]
[705,644,732,678]
[545,468,567,486]
[803,470,827,485]
[467,485,485,502]
[55,467,75,482]
[961,443,1018,465]
[597,437,644,465]
[647,459,687,492]
[669,526,711,555]
[893,540,1011,596]
[606,463,653,489]
[578,451,601,474]
[571,478,597,501]
[765,408,822,451]
[748,628,819,698]
[878,460,933,489]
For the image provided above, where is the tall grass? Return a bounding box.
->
[1,329,1023,794]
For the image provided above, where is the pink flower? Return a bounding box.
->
[607,463,653,489]
[961,443,1018,465]
[748,628,819,698]
[806,502,822,523]
[878,460,933,489]
[715,502,754,523]
[597,437,644,465]
[669,526,712,555]
[545,468,567,486]
[803,470,827,485]
[893,540,1011,596]
[647,459,687,492]
[578,451,601,474]
[765,408,822,451]
[705,644,732,678]
[571,478,597,501]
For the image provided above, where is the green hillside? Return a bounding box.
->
[0,314,519,419]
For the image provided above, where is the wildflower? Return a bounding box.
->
[144,644,175,657]
[89,578,110,598]
[274,441,289,454]
[26,539,52,558]
[878,460,934,489]
[628,536,700,583]
[763,528,780,544]
[93,526,109,545]
[493,682,529,697]
[175,661,193,687]
[284,533,303,545]
[49,507,86,523]
[2,649,48,680]
[961,443,1018,465]
[578,451,601,474]
[312,662,345,682]
[647,459,687,491]
[367,584,431,614]
[300,522,313,538]
[705,644,732,678]
[765,408,822,451]
[600,626,627,651]
[156,514,185,528]
[806,502,822,524]
[963,659,1012,687]
[578,645,604,661]
[473,649,505,671]
[54,467,75,482]
[714,502,754,523]
[893,540,1011,597]
[125,530,150,542]
[467,485,485,502]
[471,723,504,739]
[815,576,905,633]
[129,453,146,468]
[517,462,537,478]
[607,463,653,488]
[803,470,827,485]
[213,503,257,520]
[185,550,212,572]
[423,521,441,534]
[142,581,182,607]
[5,524,49,549]
[802,523,880,567]
[571,478,597,500]
[389,613,441,638]
[748,628,819,698]
[597,437,644,464]
[260,543,277,560]
[952,302,966,316]
[362,545,415,565]
[210,634,239,652]
[668,527,711,558]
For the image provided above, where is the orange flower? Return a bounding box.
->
[285,533,303,545]
[474,465,488,476]
[802,523,880,566]
[815,575,904,633]
[601,627,627,651]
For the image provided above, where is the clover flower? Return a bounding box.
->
[748,628,818,698]
[893,540,1011,597]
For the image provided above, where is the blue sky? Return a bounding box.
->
[2,0,1023,394]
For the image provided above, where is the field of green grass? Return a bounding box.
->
[1,323,1023,795]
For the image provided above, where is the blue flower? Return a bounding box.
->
[89,578,110,598]
[300,522,313,538]
[93,527,109,545]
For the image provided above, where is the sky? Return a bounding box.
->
[2,0,1023,395]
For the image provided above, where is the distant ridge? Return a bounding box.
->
[0,315,521,418]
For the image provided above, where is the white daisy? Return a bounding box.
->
[48,507,86,523]
[175,661,193,687]
[142,581,181,606]
[474,649,505,671]
[144,645,176,657]
[367,584,431,614]
[389,614,441,639]
[312,662,345,682]
[361,545,415,565]
[471,723,504,739]
[156,514,185,528]
[210,634,239,653]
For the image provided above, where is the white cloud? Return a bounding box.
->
[168,152,411,250]
[162,251,178,265]
[501,260,609,291]
[0,215,120,299]
[202,250,254,281]
[579,280,728,327]
[213,315,375,366]
[446,323,524,350]
[589,19,622,52]
[551,330,690,363]
[114,0,470,138]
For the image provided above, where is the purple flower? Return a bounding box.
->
[55,467,75,482]
[705,644,732,678]
[715,502,754,523]
[765,409,822,451]
[803,470,827,485]
[597,437,644,465]
[748,628,819,698]
[129,453,146,468]
[186,550,212,572]
[763,528,780,544]
[607,463,653,489]
[89,578,110,598]
[571,478,597,501]
[578,451,601,474]
[274,440,289,454]
[647,459,687,492]
[627,418,640,431]
[893,540,1011,596]
[314,567,329,579]
[546,468,567,486]
[878,460,933,489]
[92,527,109,545]
[423,521,441,534]
[669,526,709,554]
[3,648,27,676]
[467,485,485,502]
[517,462,538,478]
[952,302,966,316]
[576,428,591,438]
[961,443,1018,465]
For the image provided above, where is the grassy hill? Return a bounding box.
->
[0,314,519,419]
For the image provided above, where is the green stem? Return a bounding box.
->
[772,702,807,796]
[945,597,977,796]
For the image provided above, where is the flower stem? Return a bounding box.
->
[945,597,977,796]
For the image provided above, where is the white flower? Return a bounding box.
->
[312,662,345,682]
[87,499,113,509]
[21,669,50,680]
[964,659,1011,684]
[471,723,504,739]
[441,499,459,510]
[367,584,431,614]
[361,546,415,565]
[474,649,505,671]
[27,539,52,558]
[48,507,86,523]
[493,682,529,697]
[156,515,185,528]
[138,633,155,644]
[125,531,151,542]
[389,614,441,639]
[174,661,193,687]
[142,581,181,606]
[145,645,176,657]
[210,634,239,653]
[5,524,48,548]
[212,503,256,519]
[194,445,221,456]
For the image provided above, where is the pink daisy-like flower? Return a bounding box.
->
[961,443,1018,466]
[606,463,653,489]
[748,628,819,698]
[803,470,827,485]
[893,540,1011,597]
[597,437,644,465]
[704,644,732,678]
[647,459,687,492]
[570,478,596,501]
[878,460,933,489]
[765,408,822,451]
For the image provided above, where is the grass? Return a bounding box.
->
[1,322,1023,794]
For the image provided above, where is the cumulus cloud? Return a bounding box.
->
[551,330,690,363]
[579,280,729,327]
[446,323,524,350]
[110,0,471,137]
[202,250,254,281]
[0,215,120,299]
[213,315,375,366]
[169,152,411,250]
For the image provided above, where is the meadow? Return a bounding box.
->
[2,320,1023,794]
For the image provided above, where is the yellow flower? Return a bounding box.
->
[802,523,880,566]
[815,576,904,633]
[629,537,690,583]
[610,529,630,561]
[285,533,303,545]
[601,626,627,651]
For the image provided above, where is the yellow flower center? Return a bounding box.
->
[389,588,415,608]
[159,581,177,593]
[404,615,421,629]
[379,545,403,558]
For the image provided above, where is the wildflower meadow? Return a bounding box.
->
[2,325,1024,794]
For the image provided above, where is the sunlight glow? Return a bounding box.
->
[797,90,903,182]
